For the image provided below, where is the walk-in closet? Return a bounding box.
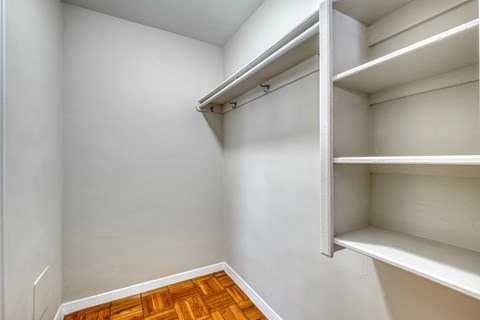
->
[1,0,479,319]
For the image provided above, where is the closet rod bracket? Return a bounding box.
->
[195,104,220,113]
[259,84,270,93]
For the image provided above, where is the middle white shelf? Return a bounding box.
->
[334,156,480,165]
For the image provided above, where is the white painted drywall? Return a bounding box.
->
[0,1,4,318]
[4,0,63,319]
[223,2,480,319]
[62,4,224,301]
[222,0,320,78]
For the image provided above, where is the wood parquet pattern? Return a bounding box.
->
[64,271,267,320]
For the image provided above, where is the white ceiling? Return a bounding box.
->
[63,0,265,45]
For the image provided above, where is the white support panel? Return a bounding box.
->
[335,226,480,300]
[333,20,479,93]
[319,0,334,257]
[334,155,480,165]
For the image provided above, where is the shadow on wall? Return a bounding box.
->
[373,260,480,320]
[201,109,223,147]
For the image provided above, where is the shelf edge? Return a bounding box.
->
[334,156,480,165]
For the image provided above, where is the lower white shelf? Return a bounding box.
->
[333,156,480,165]
[334,226,480,300]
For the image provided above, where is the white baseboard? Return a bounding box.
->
[224,263,283,320]
[58,262,224,318]
[54,262,282,320]
[53,304,64,320]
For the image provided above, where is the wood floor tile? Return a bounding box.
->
[213,272,235,288]
[192,275,224,296]
[64,314,76,320]
[64,273,265,320]
[75,307,110,320]
[174,295,210,320]
[202,291,235,313]
[225,286,252,309]
[168,280,199,302]
[74,303,112,316]
[143,307,178,320]
[211,305,248,320]
[142,287,173,317]
[240,306,266,320]
[111,294,143,320]
[111,305,143,320]
[64,302,111,320]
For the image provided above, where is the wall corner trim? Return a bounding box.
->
[54,262,282,320]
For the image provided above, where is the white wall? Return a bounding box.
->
[0,1,4,317]
[62,4,224,301]
[4,0,63,319]
[223,1,480,319]
[222,0,320,78]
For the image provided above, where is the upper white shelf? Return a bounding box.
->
[335,226,480,300]
[196,11,319,111]
[334,156,480,165]
[333,20,479,93]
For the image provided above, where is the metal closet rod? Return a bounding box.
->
[196,21,320,111]
[222,68,320,114]
[196,9,319,109]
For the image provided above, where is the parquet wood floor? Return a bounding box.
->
[64,271,267,320]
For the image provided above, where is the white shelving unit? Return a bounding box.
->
[195,11,319,111]
[320,0,480,300]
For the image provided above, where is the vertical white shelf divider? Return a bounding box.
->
[319,0,334,257]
